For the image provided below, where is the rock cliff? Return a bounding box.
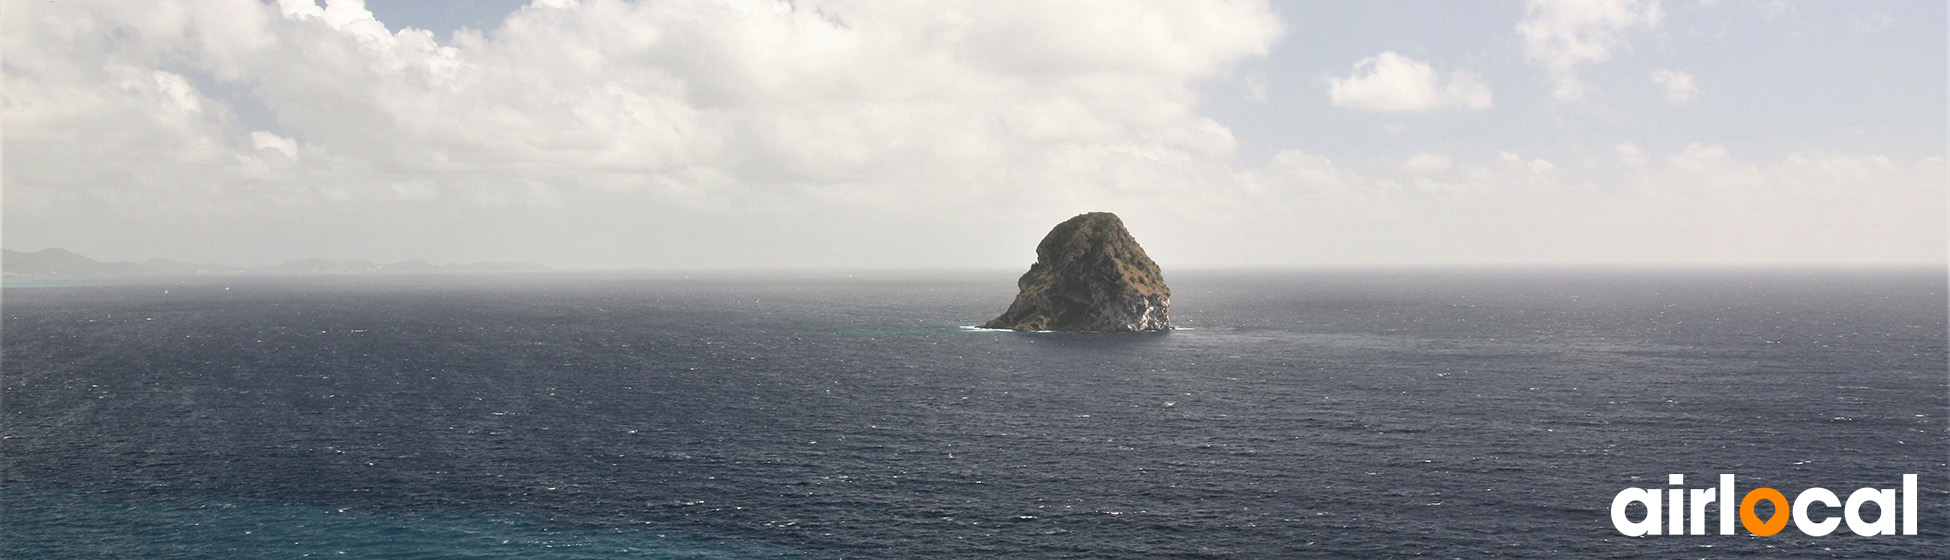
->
[981,212,1171,332]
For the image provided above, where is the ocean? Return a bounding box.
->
[3,269,1944,558]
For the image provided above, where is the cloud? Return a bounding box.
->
[1626,144,1944,262]
[151,71,204,114]
[1244,71,1268,102]
[1755,0,1794,19]
[4,0,1284,266]
[1650,69,1698,104]
[251,131,299,159]
[1234,146,1942,264]
[1615,142,1646,165]
[1401,153,1453,174]
[1327,52,1492,112]
[3,0,1939,268]
[1849,11,1894,33]
[1517,0,1665,102]
[12,0,1286,187]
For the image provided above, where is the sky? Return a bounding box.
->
[3,0,1943,269]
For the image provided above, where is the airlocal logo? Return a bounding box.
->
[1612,474,1918,537]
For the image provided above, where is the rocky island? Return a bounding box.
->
[982,212,1171,332]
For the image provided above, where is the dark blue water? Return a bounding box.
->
[4,269,1945,558]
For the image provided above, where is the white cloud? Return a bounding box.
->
[1517,0,1665,102]
[1623,144,1944,263]
[1401,153,1453,174]
[1650,69,1698,104]
[1233,146,1942,264]
[1327,52,1492,112]
[3,0,1939,268]
[1499,151,1559,175]
[1244,71,1268,102]
[389,180,439,201]
[250,131,299,159]
[151,71,203,114]
[1756,0,1794,19]
[1669,141,1730,171]
[3,0,1285,266]
[1849,11,1894,33]
[11,0,1285,191]
[1615,142,1646,165]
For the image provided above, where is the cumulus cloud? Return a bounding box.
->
[1650,69,1698,104]
[4,0,1284,266]
[3,0,1939,267]
[1517,0,1664,102]
[1328,52,1492,111]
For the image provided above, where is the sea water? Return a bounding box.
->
[4,269,1944,558]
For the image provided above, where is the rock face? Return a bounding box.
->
[982,212,1171,332]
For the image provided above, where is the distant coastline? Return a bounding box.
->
[0,248,544,278]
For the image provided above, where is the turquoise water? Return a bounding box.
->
[5,486,810,559]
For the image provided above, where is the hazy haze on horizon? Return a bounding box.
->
[4,0,1943,269]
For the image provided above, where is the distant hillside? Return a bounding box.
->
[1,248,152,276]
[2,248,544,277]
